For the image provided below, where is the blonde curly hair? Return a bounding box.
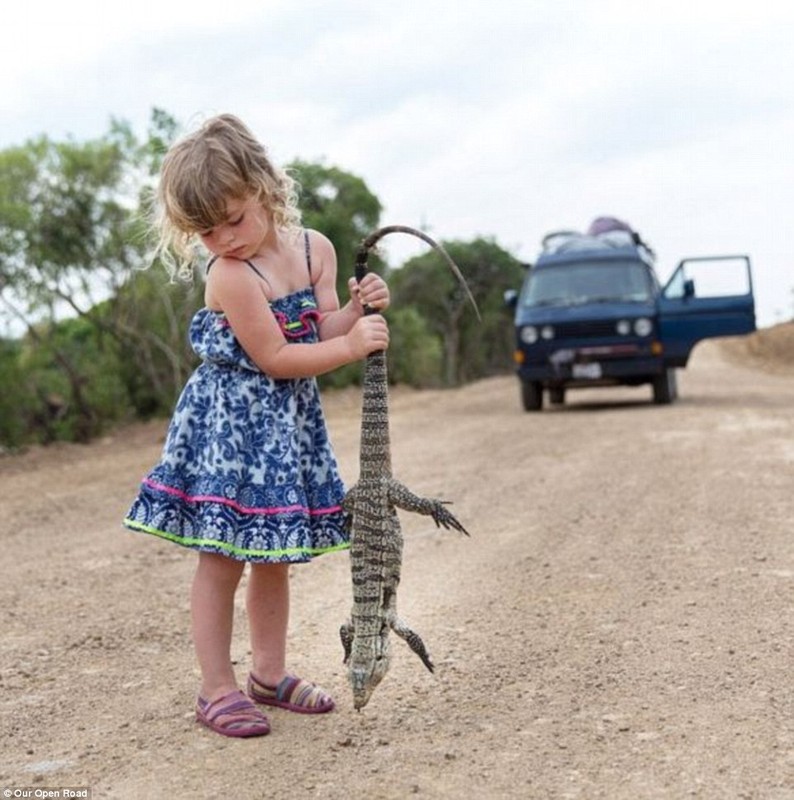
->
[154,114,301,280]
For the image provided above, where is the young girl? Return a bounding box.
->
[123,114,390,738]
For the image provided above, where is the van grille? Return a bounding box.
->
[552,320,624,339]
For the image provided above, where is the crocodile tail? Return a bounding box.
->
[354,225,481,321]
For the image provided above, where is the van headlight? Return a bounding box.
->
[634,317,652,336]
[520,326,538,344]
[616,319,631,335]
[540,325,555,340]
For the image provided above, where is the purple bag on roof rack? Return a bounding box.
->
[586,216,635,236]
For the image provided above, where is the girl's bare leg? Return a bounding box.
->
[191,552,245,702]
[247,562,290,686]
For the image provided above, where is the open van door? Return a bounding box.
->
[658,255,755,367]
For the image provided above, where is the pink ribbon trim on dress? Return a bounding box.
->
[142,478,342,516]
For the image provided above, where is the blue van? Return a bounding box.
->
[505,226,755,411]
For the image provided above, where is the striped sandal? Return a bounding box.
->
[196,690,271,738]
[247,673,335,714]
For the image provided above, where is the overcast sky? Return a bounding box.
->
[4,0,793,326]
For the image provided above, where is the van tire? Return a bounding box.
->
[521,380,543,411]
[652,368,677,405]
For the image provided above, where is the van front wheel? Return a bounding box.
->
[521,380,543,411]
[652,368,677,405]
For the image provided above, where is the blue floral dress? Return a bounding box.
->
[123,284,349,563]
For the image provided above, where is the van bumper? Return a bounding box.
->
[516,351,664,385]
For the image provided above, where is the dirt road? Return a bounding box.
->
[1,341,792,799]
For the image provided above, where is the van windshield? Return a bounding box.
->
[522,261,654,307]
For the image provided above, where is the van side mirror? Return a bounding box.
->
[683,278,695,298]
[503,289,518,310]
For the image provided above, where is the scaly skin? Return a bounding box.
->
[340,227,474,710]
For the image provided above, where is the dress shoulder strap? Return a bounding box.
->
[243,259,269,283]
[205,255,272,289]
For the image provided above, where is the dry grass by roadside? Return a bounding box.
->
[720,321,794,375]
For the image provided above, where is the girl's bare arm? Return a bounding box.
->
[208,257,388,379]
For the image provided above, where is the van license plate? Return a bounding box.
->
[573,363,602,379]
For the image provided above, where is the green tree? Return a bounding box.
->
[0,132,131,438]
[390,237,524,386]
[386,307,443,387]
[0,109,182,442]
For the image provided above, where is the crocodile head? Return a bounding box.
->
[349,637,392,710]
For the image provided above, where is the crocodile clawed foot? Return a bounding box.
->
[392,617,435,673]
[431,501,470,536]
[340,622,354,664]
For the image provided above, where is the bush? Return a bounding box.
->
[387,307,443,387]
[0,340,34,449]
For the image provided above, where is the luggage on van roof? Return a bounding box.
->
[541,217,654,260]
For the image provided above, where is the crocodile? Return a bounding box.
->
[340,225,478,710]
